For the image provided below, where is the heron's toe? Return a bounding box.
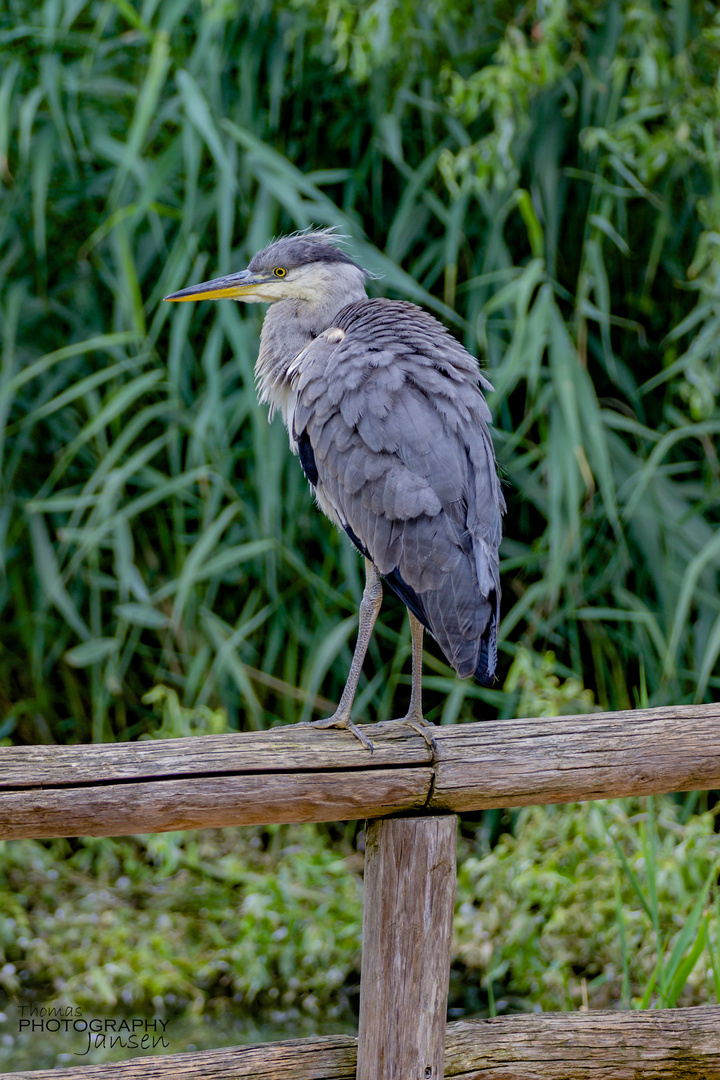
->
[396,712,437,751]
[301,713,374,751]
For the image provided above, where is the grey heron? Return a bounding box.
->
[165,229,504,749]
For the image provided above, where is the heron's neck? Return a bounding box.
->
[255,269,366,424]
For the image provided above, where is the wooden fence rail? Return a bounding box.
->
[2,701,720,1079]
[8,1008,720,1080]
[1,702,719,839]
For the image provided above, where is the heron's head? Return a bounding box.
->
[164,228,367,307]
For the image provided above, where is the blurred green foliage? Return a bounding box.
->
[0,824,363,1019]
[1,0,719,742]
[503,646,597,716]
[0,796,717,1027]
[455,795,720,1014]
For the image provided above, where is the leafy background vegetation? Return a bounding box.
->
[1,0,720,1064]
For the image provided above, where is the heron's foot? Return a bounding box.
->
[396,710,437,751]
[301,713,374,752]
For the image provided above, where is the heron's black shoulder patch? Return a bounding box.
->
[342,523,432,632]
[342,523,371,560]
[382,569,431,636]
[297,429,318,486]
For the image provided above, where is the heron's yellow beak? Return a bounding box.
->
[164,269,269,302]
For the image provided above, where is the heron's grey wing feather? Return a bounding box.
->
[292,298,504,680]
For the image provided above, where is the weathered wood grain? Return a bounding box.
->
[3,1035,360,1080]
[0,723,430,787]
[1,703,719,838]
[430,702,720,812]
[0,768,433,839]
[356,814,457,1080]
[443,1007,720,1078]
[6,1007,720,1079]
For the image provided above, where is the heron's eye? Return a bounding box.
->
[274,267,286,277]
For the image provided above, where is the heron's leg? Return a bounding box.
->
[398,611,436,749]
[303,558,381,750]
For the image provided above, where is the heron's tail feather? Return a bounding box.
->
[473,611,497,686]
[385,563,498,686]
[342,521,499,685]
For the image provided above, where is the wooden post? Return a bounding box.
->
[356,813,458,1080]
